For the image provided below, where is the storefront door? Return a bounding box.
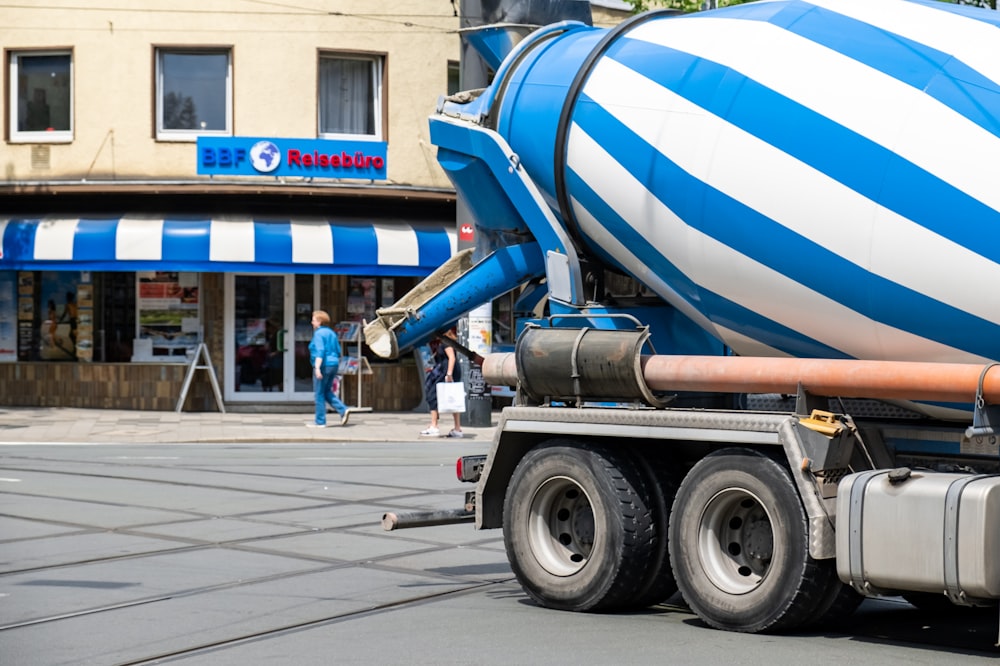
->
[224,274,317,402]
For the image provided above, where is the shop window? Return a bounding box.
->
[447,60,460,96]
[9,50,73,143]
[0,273,16,362]
[318,53,384,139]
[155,48,232,141]
[134,272,201,360]
[100,273,136,363]
[346,276,414,361]
[3,271,138,363]
[2,271,188,364]
[10,270,94,362]
[347,276,409,324]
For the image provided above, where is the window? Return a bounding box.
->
[345,276,415,363]
[135,271,200,360]
[447,60,460,96]
[9,50,73,142]
[156,48,231,141]
[318,53,383,139]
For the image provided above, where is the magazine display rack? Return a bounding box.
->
[333,321,372,412]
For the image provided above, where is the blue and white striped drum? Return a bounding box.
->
[492,0,1000,365]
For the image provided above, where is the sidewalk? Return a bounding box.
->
[0,406,498,444]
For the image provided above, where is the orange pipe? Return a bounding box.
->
[482,353,1000,404]
[638,356,1000,403]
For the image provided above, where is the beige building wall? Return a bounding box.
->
[2,1,459,189]
[591,3,633,27]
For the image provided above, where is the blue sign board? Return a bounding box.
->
[196,136,387,180]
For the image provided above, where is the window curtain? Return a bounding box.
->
[319,58,374,135]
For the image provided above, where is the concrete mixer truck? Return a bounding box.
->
[366,0,1000,636]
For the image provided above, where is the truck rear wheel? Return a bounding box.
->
[669,448,832,633]
[503,440,657,612]
[626,451,679,609]
[802,575,863,629]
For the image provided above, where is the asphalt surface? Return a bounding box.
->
[1,408,999,664]
[0,406,497,445]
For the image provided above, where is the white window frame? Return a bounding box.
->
[317,53,384,141]
[9,49,74,144]
[155,47,232,142]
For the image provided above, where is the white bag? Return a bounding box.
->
[436,381,466,414]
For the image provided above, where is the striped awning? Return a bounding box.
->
[0,216,456,275]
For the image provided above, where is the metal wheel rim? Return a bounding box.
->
[526,475,595,577]
[697,487,774,594]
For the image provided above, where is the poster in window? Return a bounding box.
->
[137,271,201,357]
[18,272,34,323]
[333,321,360,343]
[18,272,33,295]
[38,271,79,361]
[77,284,93,308]
[0,272,16,362]
[347,277,376,322]
[381,278,395,307]
[18,298,33,320]
[75,276,94,362]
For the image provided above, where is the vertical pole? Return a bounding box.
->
[457,1,491,427]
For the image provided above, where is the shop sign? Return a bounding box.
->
[196,136,387,180]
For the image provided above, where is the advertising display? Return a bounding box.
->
[75,275,94,362]
[136,272,201,359]
[38,271,81,361]
[347,277,376,323]
[466,302,493,356]
[0,272,15,362]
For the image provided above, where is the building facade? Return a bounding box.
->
[0,1,463,411]
[0,1,630,412]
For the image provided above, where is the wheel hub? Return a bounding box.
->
[698,488,774,594]
[527,476,595,576]
[744,517,773,561]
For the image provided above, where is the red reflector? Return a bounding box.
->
[456,455,486,482]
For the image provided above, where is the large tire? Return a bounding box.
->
[669,448,833,633]
[802,573,864,629]
[626,450,679,609]
[503,440,657,612]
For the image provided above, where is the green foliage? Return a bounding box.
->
[622,0,756,14]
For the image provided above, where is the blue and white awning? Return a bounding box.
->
[0,216,456,275]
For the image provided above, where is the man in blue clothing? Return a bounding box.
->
[306,310,351,428]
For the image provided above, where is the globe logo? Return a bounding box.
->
[249,140,281,173]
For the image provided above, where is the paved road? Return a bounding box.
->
[1,438,998,665]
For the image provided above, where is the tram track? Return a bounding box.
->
[2,549,509,633]
[0,523,513,666]
[2,508,516,665]
[0,508,500,581]
[0,455,449,503]
[3,443,999,662]
[1,502,511,639]
[114,580,508,665]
